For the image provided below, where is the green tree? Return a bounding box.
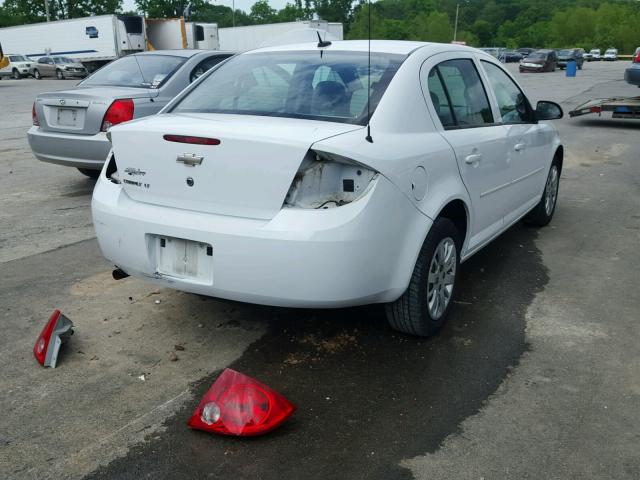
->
[250,0,277,23]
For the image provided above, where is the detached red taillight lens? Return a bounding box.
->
[188,369,296,436]
[33,310,74,368]
[163,134,220,145]
[32,102,40,126]
[101,98,134,132]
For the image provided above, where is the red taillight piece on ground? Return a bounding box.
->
[163,134,220,145]
[34,310,74,368]
[101,98,134,132]
[32,102,40,126]
[188,369,296,436]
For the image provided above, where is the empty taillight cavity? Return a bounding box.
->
[32,102,40,126]
[101,99,134,132]
[163,134,220,145]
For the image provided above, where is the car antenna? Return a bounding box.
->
[123,17,152,98]
[316,30,331,48]
[365,0,373,143]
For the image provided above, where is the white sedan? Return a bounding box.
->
[92,40,563,337]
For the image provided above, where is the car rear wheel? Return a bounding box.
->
[77,168,100,179]
[33,69,41,79]
[525,161,560,227]
[386,218,461,337]
[56,69,64,80]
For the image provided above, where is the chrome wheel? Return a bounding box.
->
[544,165,559,216]
[427,237,456,320]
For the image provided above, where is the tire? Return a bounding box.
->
[524,160,560,227]
[77,168,100,179]
[12,69,21,79]
[386,218,461,337]
[56,69,64,80]
[33,69,41,79]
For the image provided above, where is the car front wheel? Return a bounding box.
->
[386,218,461,337]
[33,69,41,79]
[56,69,64,80]
[525,161,560,226]
[12,69,21,79]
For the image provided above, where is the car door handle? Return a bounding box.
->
[514,143,526,152]
[464,153,483,164]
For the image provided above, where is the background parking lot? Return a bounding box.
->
[1,62,639,479]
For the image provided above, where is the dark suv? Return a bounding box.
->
[557,48,584,70]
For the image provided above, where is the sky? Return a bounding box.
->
[122,0,290,15]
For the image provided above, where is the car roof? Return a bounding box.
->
[133,49,235,58]
[247,40,482,57]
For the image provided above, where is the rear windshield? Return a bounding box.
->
[80,55,186,89]
[171,50,405,125]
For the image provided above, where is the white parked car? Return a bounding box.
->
[587,49,601,61]
[92,41,564,337]
[603,48,618,61]
[0,53,34,79]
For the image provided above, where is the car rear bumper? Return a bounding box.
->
[91,170,432,308]
[624,66,640,86]
[28,126,111,169]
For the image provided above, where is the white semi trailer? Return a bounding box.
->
[0,15,145,71]
[218,20,343,52]
[146,18,220,50]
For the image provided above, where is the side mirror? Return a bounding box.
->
[536,100,563,120]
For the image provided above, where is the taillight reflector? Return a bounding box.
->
[32,102,40,126]
[188,369,295,436]
[101,99,134,132]
[163,134,220,145]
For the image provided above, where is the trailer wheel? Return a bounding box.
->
[56,69,64,80]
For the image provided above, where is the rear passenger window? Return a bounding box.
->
[426,59,494,128]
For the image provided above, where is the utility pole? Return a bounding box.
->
[44,0,51,21]
[232,0,236,27]
[453,2,459,42]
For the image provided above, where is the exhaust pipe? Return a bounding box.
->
[112,267,129,280]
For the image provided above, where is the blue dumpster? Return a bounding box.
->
[566,60,577,77]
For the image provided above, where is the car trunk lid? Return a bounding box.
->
[111,113,362,220]
[35,87,157,135]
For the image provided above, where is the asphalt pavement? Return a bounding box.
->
[0,62,638,479]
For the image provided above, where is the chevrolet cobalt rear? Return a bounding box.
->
[93,41,564,336]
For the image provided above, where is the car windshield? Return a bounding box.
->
[590,49,600,53]
[53,57,74,64]
[527,52,546,60]
[81,54,186,89]
[9,55,28,62]
[558,50,573,56]
[605,49,616,54]
[171,50,405,125]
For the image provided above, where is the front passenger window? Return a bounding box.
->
[482,61,533,123]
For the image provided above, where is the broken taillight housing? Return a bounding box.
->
[32,102,40,126]
[284,150,378,209]
[101,98,134,132]
[188,369,296,436]
[33,310,74,368]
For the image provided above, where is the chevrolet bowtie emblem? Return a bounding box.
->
[176,153,204,166]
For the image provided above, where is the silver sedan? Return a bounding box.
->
[28,50,233,178]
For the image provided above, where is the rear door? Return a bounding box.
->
[422,53,510,252]
[480,60,548,223]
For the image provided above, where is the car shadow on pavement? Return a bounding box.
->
[86,222,549,480]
